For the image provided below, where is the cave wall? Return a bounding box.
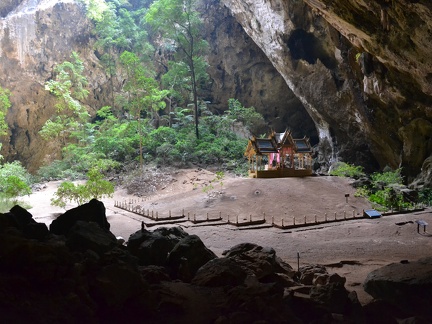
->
[200,0,318,141]
[0,0,110,172]
[220,0,432,181]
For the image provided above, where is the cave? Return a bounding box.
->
[286,29,337,70]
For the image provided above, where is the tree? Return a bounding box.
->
[0,161,32,205]
[0,86,11,137]
[51,167,114,208]
[83,0,154,114]
[0,86,11,160]
[119,51,168,166]
[145,0,209,139]
[40,52,90,147]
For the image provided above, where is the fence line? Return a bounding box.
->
[114,200,425,229]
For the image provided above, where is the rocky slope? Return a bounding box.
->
[1,0,432,184]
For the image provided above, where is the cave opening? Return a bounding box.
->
[286,29,337,70]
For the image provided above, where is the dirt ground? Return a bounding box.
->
[24,168,432,305]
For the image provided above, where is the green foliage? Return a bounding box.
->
[226,99,266,135]
[146,0,209,139]
[359,168,410,211]
[0,161,33,189]
[354,186,369,198]
[329,162,365,179]
[419,188,432,206]
[3,176,31,200]
[202,171,225,194]
[0,198,31,213]
[78,0,109,21]
[37,160,82,181]
[0,161,32,209]
[371,168,403,187]
[41,52,90,145]
[51,168,114,208]
[0,86,11,137]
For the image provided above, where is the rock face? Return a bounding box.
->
[220,0,432,180]
[0,0,108,171]
[201,1,318,141]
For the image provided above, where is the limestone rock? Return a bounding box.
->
[221,0,432,181]
[66,220,117,255]
[139,265,171,284]
[127,226,189,266]
[364,257,432,319]
[222,242,295,280]
[89,263,150,308]
[50,199,110,235]
[192,257,247,287]
[166,234,217,281]
[0,205,48,240]
[299,264,328,285]
[310,282,350,314]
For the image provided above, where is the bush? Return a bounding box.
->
[418,188,432,206]
[0,161,33,188]
[0,161,32,212]
[367,168,412,211]
[371,168,403,188]
[329,162,365,179]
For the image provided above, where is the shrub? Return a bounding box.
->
[371,168,403,188]
[418,188,432,206]
[329,162,365,179]
[0,161,33,187]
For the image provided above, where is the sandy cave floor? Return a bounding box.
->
[23,168,432,305]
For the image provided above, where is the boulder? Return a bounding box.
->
[310,281,350,314]
[299,264,328,285]
[89,263,149,308]
[221,279,297,323]
[9,205,36,228]
[166,234,217,281]
[66,221,117,255]
[50,199,110,235]
[0,205,38,233]
[222,243,295,281]
[127,226,189,266]
[0,212,20,232]
[364,257,432,319]
[23,222,49,240]
[139,265,171,284]
[192,258,247,287]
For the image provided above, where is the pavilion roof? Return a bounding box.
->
[293,137,312,153]
[251,137,278,154]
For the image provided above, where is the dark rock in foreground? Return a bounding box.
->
[1,201,431,323]
[364,257,432,320]
[50,199,110,235]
